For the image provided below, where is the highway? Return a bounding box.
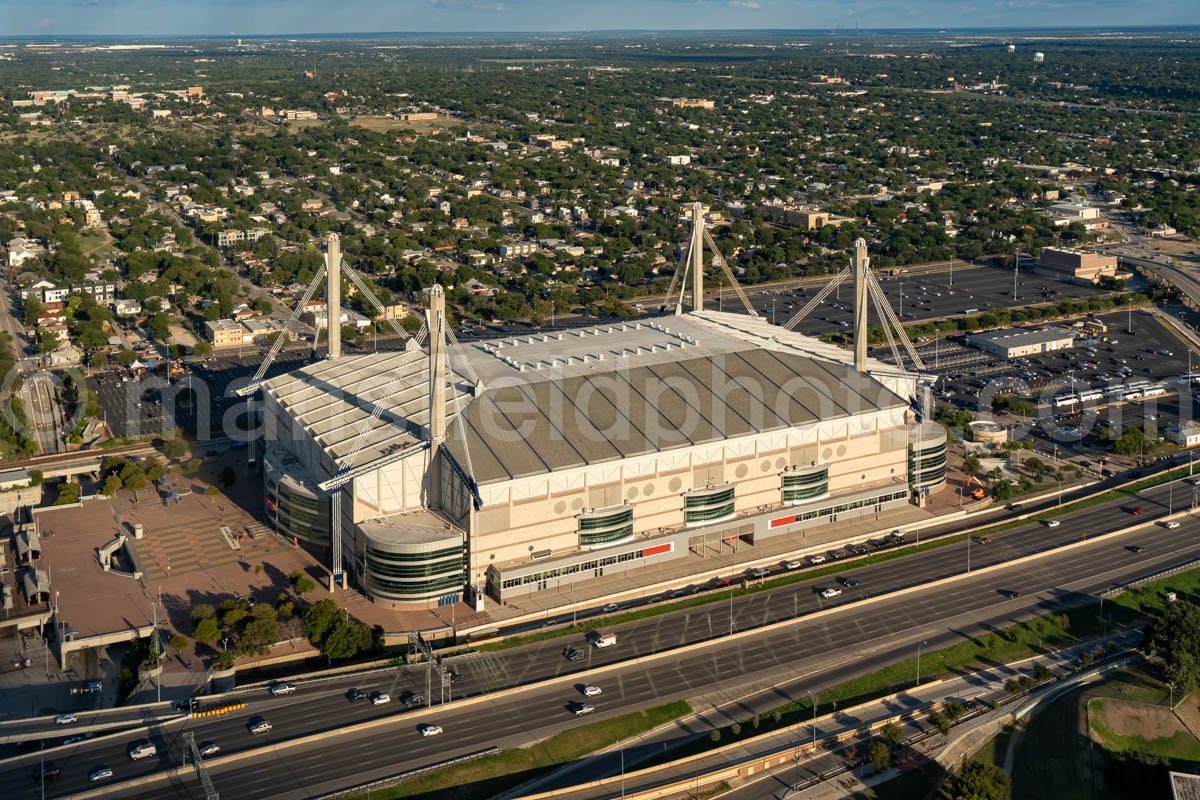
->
[4,477,1196,799]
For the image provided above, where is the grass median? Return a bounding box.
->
[357,699,691,800]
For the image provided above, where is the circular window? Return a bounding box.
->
[775,457,786,469]
[836,445,847,458]
[668,477,683,493]
[554,501,566,515]
[822,447,833,461]
[626,487,638,500]
[643,483,655,497]
[735,464,748,478]
[571,498,585,511]
[489,554,495,561]
[760,460,771,472]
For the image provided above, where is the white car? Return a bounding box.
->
[574,703,595,716]
[420,724,443,737]
[268,683,296,696]
[54,713,77,725]
[89,767,114,783]
[820,587,843,599]
[1163,521,1181,529]
[1044,520,1061,528]
[198,741,220,757]
[583,685,603,697]
[806,554,826,565]
[602,603,620,613]
[371,692,391,706]
[784,560,803,570]
[249,719,272,735]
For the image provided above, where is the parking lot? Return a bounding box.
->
[750,262,1102,335]
[928,309,1200,460]
[90,350,310,440]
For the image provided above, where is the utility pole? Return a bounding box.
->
[916,640,928,685]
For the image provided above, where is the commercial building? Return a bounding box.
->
[205,319,248,348]
[965,327,1076,358]
[1036,247,1118,284]
[762,206,854,231]
[259,230,940,611]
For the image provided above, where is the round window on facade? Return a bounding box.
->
[643,483,654,496]
[760,460,771,472]
[735,464,748,478]
[571,498,585,511]
[669,477,683,492]
[837,445,847,458]
[775,457,786,469]
[554,501,566,515]
[626,487,638,500]
[822,447,833,461]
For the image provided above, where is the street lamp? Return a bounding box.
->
[916,640,928,686]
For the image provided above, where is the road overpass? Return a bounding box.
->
[5,477,1196,800]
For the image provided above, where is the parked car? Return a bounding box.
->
[784,560,803,570]
[602,603,620,613]
[806,554,826,565]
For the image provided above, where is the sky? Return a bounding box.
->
[0,0,1196,37]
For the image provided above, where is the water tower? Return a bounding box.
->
[1034,51,1045,63]
[1007,44,1016,53]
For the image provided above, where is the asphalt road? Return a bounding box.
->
[5,476,1195,799]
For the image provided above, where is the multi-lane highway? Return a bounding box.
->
[6,478,1196,799]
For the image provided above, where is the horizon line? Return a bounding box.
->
[3,24,1200,40]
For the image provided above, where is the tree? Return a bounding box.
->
[963,455,982,476]
[938,761,1011,800]
[101,474,122,496]
[164,437,188,459]
[54,482,81,505]
[28,470,43,486]
[1143,601,1200,693]
[169,635,189,655]
[288,568,316,596]
[881,722,904,747]
[868,741,892,771]
[193,617,220,647]
[303,599,341,646]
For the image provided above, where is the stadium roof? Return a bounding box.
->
[262,310,912,485]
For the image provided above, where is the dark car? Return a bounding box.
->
[401,691,424,707]
[1128,545,1147,554]
[838,576,860,588]
[32,765,60,782]
[1001,589,1022,599]
[563,646,586,662]
[346,688,367,703]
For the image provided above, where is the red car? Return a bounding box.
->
[1131,507,1145,515]
[976,536,993,545]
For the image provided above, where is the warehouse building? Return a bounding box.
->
[259,231,942,610]
[965,327,1075,359]
[1035,247,1118,284]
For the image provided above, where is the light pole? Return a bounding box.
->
[916,640,928,686]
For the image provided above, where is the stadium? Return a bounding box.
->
[258,220,946,610]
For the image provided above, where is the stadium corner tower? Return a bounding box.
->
[260,230,943,611]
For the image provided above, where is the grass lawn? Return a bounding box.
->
[971,725,1014,772]
[358,700,690,800]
